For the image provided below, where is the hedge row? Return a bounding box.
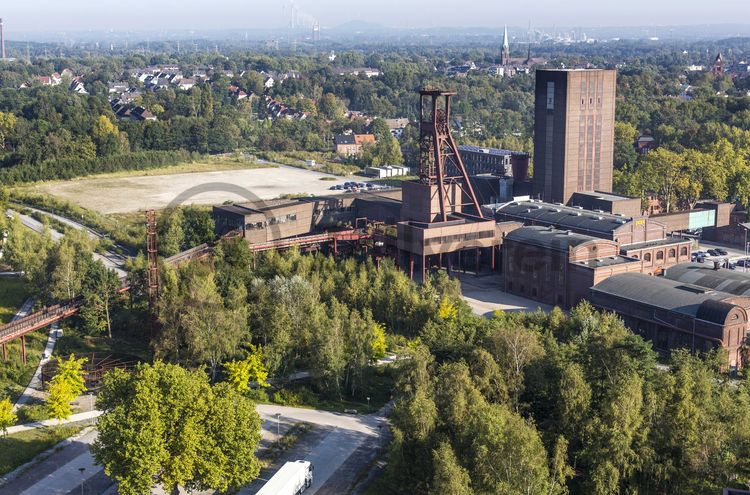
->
[0,150,196,185]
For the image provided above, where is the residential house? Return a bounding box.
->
[334,134,376,156]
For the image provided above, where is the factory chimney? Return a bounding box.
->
[0,18,5,60]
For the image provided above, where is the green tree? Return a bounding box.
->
[470,402,556,495]
[93,362,262,495]
[224,345,270,393]
[371,322,387,360]
[48,232,93,301]
[46,355,88,421]
[92,115,124,156]
[639,148,689,213]
[180,271,247,379]
[613,121,638,169]
[0,111,17,151]
[432,441,473,495]
[0,396,17,436]
[318,93,345,120]
[161,208,186,257]
[80,261,121,338]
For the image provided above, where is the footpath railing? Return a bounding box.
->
[0,300,82,346]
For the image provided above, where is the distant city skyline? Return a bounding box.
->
[1,0,749,33]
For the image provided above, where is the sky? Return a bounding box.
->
[2,0,749,33]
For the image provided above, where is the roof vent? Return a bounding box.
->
[565,230,572,235]
[570,212,582,217]
[574,206,584,210]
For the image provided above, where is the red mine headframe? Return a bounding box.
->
[146,209,159,308]
[418,89,484,222]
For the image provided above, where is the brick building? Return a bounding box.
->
[591,273,749,369]
[333,134,376,156]
[533,69,617,204]
[503,226,642,308]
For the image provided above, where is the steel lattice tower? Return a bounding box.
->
[418,89,483,222]
[146,209,159,308]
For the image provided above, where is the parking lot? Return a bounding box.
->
[693,241,749,269]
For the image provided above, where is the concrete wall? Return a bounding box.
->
[397,219,498,256]
[401,181,462,223]
[568,192,642,218]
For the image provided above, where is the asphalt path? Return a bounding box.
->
[1,404,389,495]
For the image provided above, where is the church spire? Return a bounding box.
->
[502,25,510,66]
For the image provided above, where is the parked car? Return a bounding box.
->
[707,249,720,256]
[716,248,729,256]
[696,255,706,263]
[736,259,750,267]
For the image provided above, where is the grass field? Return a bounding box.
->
[0,277,27,325]
[0,327,47,402]
[0,425,87,476]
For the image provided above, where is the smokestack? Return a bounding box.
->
[1,18,5,60]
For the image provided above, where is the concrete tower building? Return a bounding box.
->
[532,69,617,205]
[501,25,510,66]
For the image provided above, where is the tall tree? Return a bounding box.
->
[93,362,262,495]
[0,396,16,436]
[0,111,17,151]
[431,441,473,495]
[46,355,88,421]
[181,271,247,380]
[80,261,121,338]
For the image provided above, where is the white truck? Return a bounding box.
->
[256,460,314,495]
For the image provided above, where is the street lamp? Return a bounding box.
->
[78,467,85,495]
[275,413,281,438]
[366,396,371,409]
[738,223,750,273]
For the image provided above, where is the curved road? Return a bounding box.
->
[0,404,388,495]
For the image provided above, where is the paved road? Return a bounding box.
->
[3,404,388,495]
[13,322,60,411]
[457,273,553,316]
[0,428,99,495]
[241,404,388,495]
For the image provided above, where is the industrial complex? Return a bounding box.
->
[211,70,750,369]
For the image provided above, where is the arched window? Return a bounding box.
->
[644,253,651,262]
[656,251,664,261]
[680,246,688,256]
[669,249,676,258]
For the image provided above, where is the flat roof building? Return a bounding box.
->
[533,69,617,204]
[568,191,643,218]
[456,145,529,179]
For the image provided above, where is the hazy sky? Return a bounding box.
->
[2,0,749,32]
